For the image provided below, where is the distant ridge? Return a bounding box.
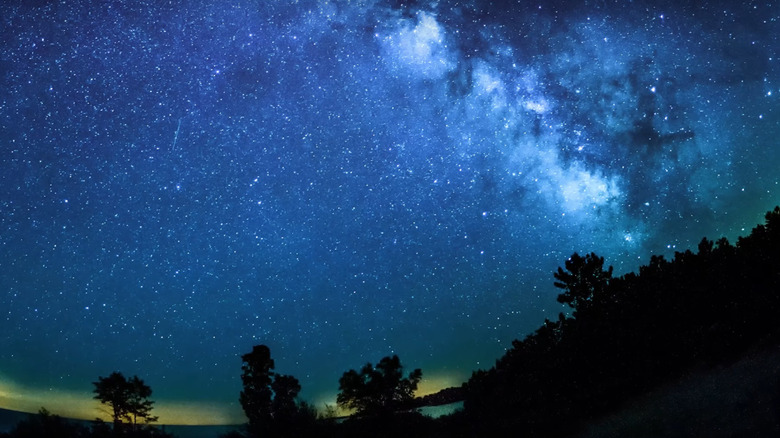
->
[414,386,465,407]
[0,408,28,433]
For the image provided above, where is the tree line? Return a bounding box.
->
[0,373,169,438]
[4,206,780,437]
[0,346,425,438]
[462,206,780,436]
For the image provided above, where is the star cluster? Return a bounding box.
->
[1,0,778,423]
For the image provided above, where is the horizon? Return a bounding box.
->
[0,370,462,425]
[1,0,778,425]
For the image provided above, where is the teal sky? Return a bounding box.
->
[0,0,778,424]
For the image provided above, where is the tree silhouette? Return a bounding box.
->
[126,376,158,427]
[239,344,315,437]
[271,374,302,422]
[337,355,422,417]
[462,206,780,437]
[92,372,157,432]
[553,252,613,316]
[240,345,275,433]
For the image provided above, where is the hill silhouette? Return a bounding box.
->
[4,206,780,437]
[461,206,780,437]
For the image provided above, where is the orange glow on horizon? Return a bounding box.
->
[0,371,464,424]
[415,372,465,397]
[0,379,246,425]
[310,371,466,417]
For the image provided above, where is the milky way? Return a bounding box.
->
[1,0,778,424]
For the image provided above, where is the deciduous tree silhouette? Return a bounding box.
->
[92,372,157,432]
[240,345,275,433]
[337,355,422,417]
[239,344,315,437]
[271,374,302,422]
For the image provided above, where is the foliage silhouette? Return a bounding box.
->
[554,251,613,317]
[93,372,158,432]
[463,206,780,437]
[337,355,422,417]
[7,206,780,437]
[239,344,317,437]
[1,407,172,438]
[239,345,275,432]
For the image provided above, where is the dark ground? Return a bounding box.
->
[577,341,780,438]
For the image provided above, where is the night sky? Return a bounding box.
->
[1,0,779,425]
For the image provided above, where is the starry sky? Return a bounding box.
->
[1,0,779,425]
